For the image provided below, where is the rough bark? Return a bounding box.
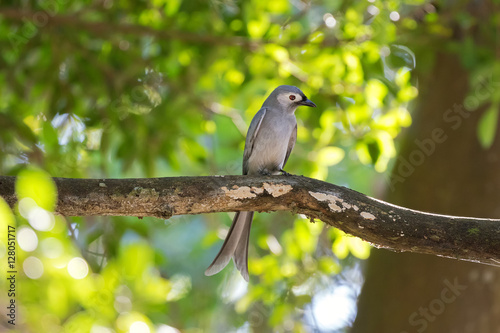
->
[2,174,500,267]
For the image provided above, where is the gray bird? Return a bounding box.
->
[205,85,316,281]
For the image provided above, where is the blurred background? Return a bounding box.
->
[0,0,499,332]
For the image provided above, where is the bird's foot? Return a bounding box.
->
[280,169,292,176]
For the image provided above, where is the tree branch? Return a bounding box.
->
[1,175,499,266]
[0,8,339,48]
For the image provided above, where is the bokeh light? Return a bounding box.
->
[115,295,133,313]
[18,226,38,252]
[18,196,56,232]
[323,13,337,28]
[367,5,380,16]
[18,197,37,218]
[40,237,64,259]
[156,325,181,333]
[390,11,400,21]
[90,325,113,333]
[129,321,150,333]
[306,285,358,330]
[67,257,89,279]
[23,256,44,279]
[28,207,55,231]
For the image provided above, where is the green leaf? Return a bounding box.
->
[347,237,371,259]
[16,168,57,211]
[247,17,270,38]
[316,146,345,166]
[332,237,349,260]
[366,79,388,108]
[164,0,182,16]
[477,106,499,149]
[318,257,341,275]
[0,197,15,227]
[63,312,95,333]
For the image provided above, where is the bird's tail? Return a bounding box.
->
[205,211,254,281]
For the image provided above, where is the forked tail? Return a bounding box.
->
[205,211,254,281]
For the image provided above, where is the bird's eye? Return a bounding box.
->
[289,95,296,101]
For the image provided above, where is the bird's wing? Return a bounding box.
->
[242,107,267,175]
[282,123,297,168]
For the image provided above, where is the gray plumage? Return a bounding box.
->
[205,85,316,281]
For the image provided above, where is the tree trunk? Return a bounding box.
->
[352,50,500,332]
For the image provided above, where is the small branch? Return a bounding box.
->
[0,8,339,48]
[1,175,499,266]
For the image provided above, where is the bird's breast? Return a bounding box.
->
[246,115,295,175]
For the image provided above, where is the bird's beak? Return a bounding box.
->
[299,99,317,107]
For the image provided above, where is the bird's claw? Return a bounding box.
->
[280,169,292,176]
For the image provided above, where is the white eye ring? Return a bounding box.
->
[289,95,296,101]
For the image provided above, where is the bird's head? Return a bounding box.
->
[264,85,316,112]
